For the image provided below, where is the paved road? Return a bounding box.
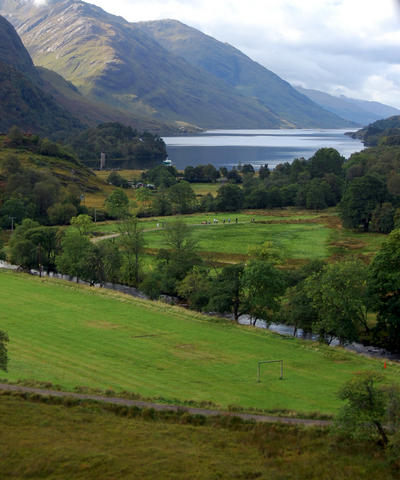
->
[0,383,331,426]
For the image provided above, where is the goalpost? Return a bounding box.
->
[257,360,284,382]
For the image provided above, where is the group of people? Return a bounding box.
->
[201,218,239,225]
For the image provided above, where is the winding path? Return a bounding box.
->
[0,383,331,426]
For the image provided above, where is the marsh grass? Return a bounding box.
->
[0,394,396,480]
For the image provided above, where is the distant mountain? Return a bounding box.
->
[295,86,400,127]
[0,14,83,139]
[1,0,353,130]
[136,19,354,128]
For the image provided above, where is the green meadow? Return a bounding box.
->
[1,271,398,415]
[89,209,386,263]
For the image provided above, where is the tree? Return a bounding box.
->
[167,181,197,214]
[47,202,77,225]
[241,260,286,326]
[336,372,400,448]
[207,263,245,322]
[370,202,395,234]
[216,184,244,211]
[0,196,35,229]
[258,164,270,180]
[8,125,23,146]
[369,228,400,351]
[308,148,344,178]
[107,171,129,188]
[339,174,387,231]
[8,219,40,270]
[56,231,94,282]
[105,188,129,219]
[282,282,318,336]
[153,219,202,295]
[97,240,122,284]
[0,233,6,261]
[177,267,211,310]
[241,164,255,175]
[119,216,145,286]
[0,330,9,372]
[305,260,369,344]
[70,214,93,235]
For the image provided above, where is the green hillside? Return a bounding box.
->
[0,134,100,192]
[1,271,398,415]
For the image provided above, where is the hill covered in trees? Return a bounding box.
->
[349,116,400,147]
[69,123,167,169]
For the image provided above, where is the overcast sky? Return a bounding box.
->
[79,0,400,107]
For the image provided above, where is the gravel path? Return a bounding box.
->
[0,383,331,426]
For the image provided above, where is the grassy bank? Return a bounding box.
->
[1,271,398,415]
[0,394,396,480]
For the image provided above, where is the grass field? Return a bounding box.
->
[90,209,386,263]
[1,271,398,415]
[0,395,395,480]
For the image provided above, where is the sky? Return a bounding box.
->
[49,0,400,108]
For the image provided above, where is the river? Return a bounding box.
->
[163,128,364,170]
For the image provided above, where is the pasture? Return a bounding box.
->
[1,271,398,415]
[90,209,386,263]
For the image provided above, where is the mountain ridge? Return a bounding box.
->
[1,0,354,130]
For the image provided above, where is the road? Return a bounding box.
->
[0,383,331,426]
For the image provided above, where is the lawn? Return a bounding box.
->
[1,271,398,415]
[0,395,395,480]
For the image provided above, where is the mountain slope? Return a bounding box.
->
[296,85,400,127]
[0,14,83,139]
[1,0,287,129]
[37,67,182,134]
[136,19,353,128]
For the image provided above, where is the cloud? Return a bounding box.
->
[88,0,400,107]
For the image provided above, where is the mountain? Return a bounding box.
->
[136,19,353,128]
[295,86,400,127]
[1,0,289,130]
[1,0,352,130]
[0,14,84,139]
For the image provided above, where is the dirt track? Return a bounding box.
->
[0,383,331,426]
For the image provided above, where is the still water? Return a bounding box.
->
[163,129,364,170]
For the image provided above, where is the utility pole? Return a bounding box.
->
[10,216,16,232]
